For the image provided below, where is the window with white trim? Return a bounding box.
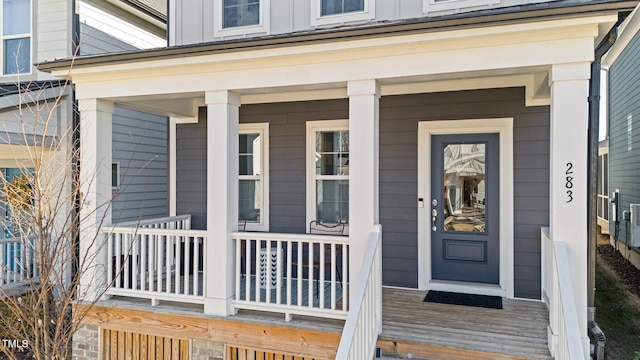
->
[1,0,31,75]
[239,123,269,231]
[306,120,349,229]
[214,0,269,38]
[311,0,374,26]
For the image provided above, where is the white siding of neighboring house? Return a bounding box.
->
[35,0,72,78]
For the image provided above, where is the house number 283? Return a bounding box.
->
[565,162,573,203]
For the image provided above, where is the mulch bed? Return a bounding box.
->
[597,244,640,298]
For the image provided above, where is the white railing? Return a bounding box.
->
[231,231,349,320]
[115,214,191,231]
[336,225,382,360]
[102,222,206,305]
[0,237,40,287]
[541,228,588,360]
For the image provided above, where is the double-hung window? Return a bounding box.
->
[311,0,373,26]
[214,0,269,38]
[239,123,269,231]
[2,0,31,75]
[306,120,349,229]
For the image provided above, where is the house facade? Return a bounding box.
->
[39,0,638,358]
[603,3,640,269]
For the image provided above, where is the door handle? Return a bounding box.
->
[432,199,437,231]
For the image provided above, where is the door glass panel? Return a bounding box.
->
[443,143,486,233]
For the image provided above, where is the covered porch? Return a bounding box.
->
[43,9,622,358]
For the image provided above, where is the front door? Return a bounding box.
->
[430,133,499,284]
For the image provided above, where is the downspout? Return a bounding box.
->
[587,11,630,318]
[70,0,82,293]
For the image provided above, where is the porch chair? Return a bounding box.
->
[239,219,247,278]
[302,220,346,297]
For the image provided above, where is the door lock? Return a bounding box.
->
[431,199,438,231]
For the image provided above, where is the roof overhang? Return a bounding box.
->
[40,0,636,72]
[0,81,71,112]
[38,0,637,117]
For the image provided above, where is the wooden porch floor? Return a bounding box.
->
[378,288,552,360]
[97,287,551,360]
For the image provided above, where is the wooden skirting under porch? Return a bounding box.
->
[77,287,550,360]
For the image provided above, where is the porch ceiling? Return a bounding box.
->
[113,66,551,117]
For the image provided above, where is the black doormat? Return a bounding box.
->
[423,290,503,309]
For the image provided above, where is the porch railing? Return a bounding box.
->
[0,237,40,288]
[115,214,191,230]
[335,225,382,360]
[102,215,206,305]
[541,227,588,360]
[231,231,349,320]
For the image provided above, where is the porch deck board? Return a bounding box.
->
[101,287,551,359]
[379,287,552,360]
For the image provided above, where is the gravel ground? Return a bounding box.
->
[597,244,640,298]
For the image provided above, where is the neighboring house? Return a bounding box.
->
[0,0,75,292]
[603,4,640,270]
[597,139,609,235]
[39,0,638,359]
[0,0,167,334]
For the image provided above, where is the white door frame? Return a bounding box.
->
[417,118,514,298]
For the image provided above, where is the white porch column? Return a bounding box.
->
[204,90,239,316]
[78,98,114,301]
[168,117,177,217]
[549,62,590,352]
[348,79,380,302]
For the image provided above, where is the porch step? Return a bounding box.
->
[379,288,552,360]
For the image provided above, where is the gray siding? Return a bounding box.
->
[608,27,640,250]
[176,108,208,230]
[79,23,137,56]
[175,88,549,299]
[111,106,168,224]
[378,89,549,298]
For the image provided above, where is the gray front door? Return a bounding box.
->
[431,133,499,284]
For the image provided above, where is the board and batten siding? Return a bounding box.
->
[111,106,168,224]
[175,88,549,299]
[171,0,550,46]
[608,27,640,250]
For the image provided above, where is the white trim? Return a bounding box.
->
[239,122,269,231]
[169,117,177,216]
[310,0,375,27]
[213,0,270,38]
[423,0,499,15]
[417,118,514,298]
[306,119,349,232]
